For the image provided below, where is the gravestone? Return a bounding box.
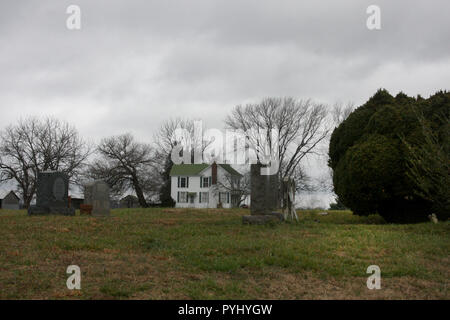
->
[84,180,110,217]
[242,163,283,224]
[281,177,299,221]
[250,163,279,215]
[28,171,75,216]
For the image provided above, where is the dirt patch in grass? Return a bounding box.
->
[151,219,180,226]
[242,272,448,300]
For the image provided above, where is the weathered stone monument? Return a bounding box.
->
[242,163,284,224]
[28,171,75,216]
[84,180,110,217]
[281,177,299,221]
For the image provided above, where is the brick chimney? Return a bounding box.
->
[211,162,217,185]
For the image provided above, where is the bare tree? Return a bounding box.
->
[292,165,316,193]
[225,97,329,182]
[318,101,355,200]
[154,117,213,162]
[156,118,194,157]
[0,117,91,207]
[88,133,159,207]
[332,101,355,126]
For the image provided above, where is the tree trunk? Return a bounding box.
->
[23,192,33,209]
[132,176,148,208]
[23,183,36,209]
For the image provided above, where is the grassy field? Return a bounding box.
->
[0,208,448,299]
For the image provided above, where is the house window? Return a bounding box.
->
[200,176,211,188]
[178,177,189,188]
[178,192,188,203]
[199,192,209,203]
[219,192,230,204]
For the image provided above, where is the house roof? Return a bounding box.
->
[170,163,242,177]
[120,195,139,201]
[0,190,19,200]
[219,164,242,177]
[170,163,209,176]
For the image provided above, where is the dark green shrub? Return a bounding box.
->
[329,89,449,223]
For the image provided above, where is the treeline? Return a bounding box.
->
[0,97,333,208]
[2,90,447,221]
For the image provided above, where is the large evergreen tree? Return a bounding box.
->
[329,89,449,222]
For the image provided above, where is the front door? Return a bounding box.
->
[189,194,195,208]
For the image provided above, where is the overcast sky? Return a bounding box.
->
[1,0,449,206]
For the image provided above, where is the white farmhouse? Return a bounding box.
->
[170,162,242,208]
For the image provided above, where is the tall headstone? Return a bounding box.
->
[84,180,110,217]
[28,171,75,216]
[250,163,279,215]
[243,163,283,224]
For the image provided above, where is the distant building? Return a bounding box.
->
[170,162,242,208]
[0,191,20,210]
[120,195,140,208]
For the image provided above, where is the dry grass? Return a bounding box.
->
[0,208,448,299]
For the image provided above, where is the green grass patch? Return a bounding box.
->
[0,208,448,299]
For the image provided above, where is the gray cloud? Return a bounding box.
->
[0,0,449,205]
[1,1,449,138]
